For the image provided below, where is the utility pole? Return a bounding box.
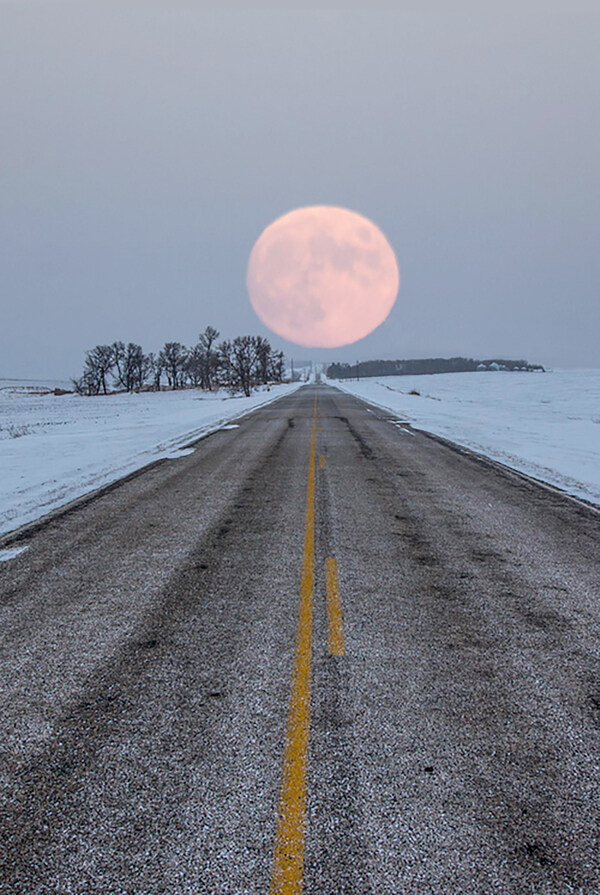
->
[357,360,360,382]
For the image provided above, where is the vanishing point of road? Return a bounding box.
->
[1,383,600,894]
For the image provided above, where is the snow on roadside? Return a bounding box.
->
[0,545,29,562]
[332,370,600,507]
[0,383,301,536]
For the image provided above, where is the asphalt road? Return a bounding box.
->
[1,383,600,894]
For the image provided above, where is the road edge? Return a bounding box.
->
[0,385,303,549]
[339,387,600,520]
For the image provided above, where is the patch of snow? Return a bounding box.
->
[0,383,301,536]
[158,447,196,460]
[221,424,240,430]
[0,545,29,562]
[331,370,600,507]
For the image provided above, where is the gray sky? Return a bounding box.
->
[1,2,599,378]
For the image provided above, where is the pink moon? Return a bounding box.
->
[246,205,400,348]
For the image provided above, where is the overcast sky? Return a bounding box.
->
[2,2,599,378]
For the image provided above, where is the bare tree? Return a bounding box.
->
[125,343,146,391]
[230,335,259,397]
[216,335,286,395]
[159,342,188,389]
[82,345,114,395]
[185,344,204,387]
[111,341,126,388]
[254,335,272,385]
[112,341,146,391]
[216,339,233,389]
[72,369,101,396]
[197,325,220,390]
[271,350,285,383]
[146,352,163,391]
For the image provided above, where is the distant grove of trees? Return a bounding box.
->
[326,356,545,379]
[74,327,286,397]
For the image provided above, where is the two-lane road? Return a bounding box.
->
[1,384,600,894]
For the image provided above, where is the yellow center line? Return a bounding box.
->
[325,557,346,656]
[319,454,326,469]
[269,395,318,895]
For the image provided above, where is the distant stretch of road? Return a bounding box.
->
[1,383,600,894]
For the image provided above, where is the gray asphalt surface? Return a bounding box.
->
[1,383,600,894]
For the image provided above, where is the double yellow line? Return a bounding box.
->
[269,396,345,895]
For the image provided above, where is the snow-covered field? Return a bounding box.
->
[0,381,300,536]
[332,370,600,507]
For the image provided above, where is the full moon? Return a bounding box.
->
[246,205,400,348]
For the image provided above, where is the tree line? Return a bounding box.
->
[74,327,286,397]
[326,356,545,379]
